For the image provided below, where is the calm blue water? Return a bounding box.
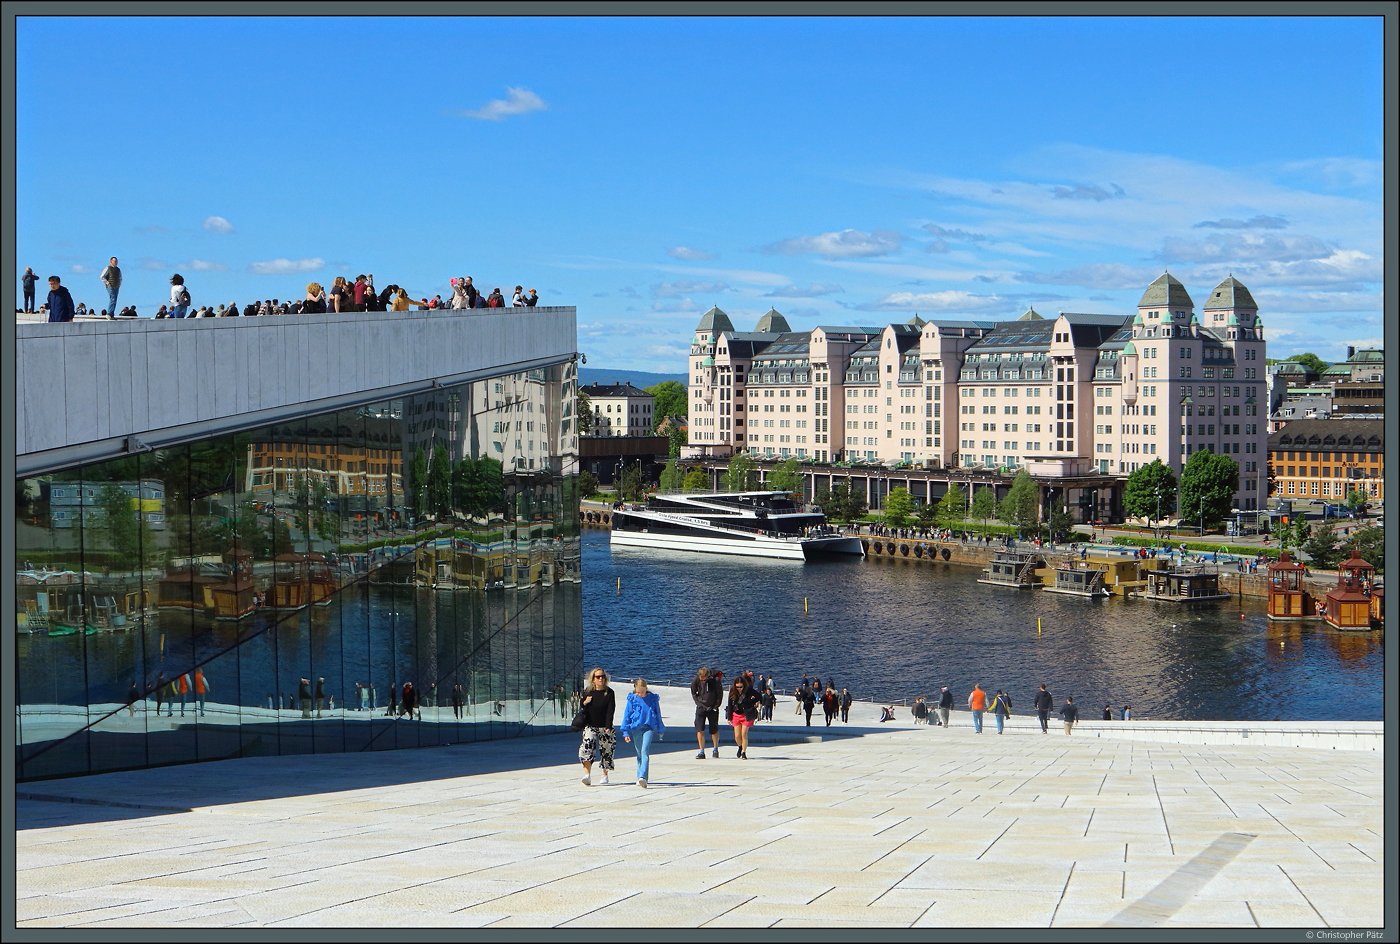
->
[581,530,1383,721]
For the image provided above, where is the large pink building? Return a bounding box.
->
[687,274,1270,511]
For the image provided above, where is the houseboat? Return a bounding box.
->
[1266,552,1316,621]
[266,552,338,610]
[1040,555,1110,598]
[1322,549,1379,632]
[158,558,226,616]
[1142,564,1231,603]
[609,491,864,561]
[210,548,258,621]
[977,547,1044,590]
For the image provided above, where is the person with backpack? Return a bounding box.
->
[990,689,1012,734]
[168,274,191,318]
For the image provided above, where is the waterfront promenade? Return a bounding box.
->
[14,685,1383,929]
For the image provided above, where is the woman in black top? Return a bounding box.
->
[727,676,761,759]
[578,667,616,786]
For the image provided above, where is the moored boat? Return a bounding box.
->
[609,491,864,561]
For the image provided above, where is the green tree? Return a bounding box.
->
[576,391,593,435]
[937,483,968,526]
[726,453,757,492]
[998,470,1039,537]
[768,458,803,497]
[1348,525,1383,575]
[1300,519,1343,570]
[823,480,865,523]
[646,380,688,432]
[1179,450,1239,530]
[883,487,914,529]
[1046,496,1074,544]
[577,470,599,499]
[682,466,709,492]
[916,497,938,529]
[970,486,996,529]
[665,424,686,458]
[410,447,428,515]
[1123,459,1178,522]
[453,456,505,520]
[96,484,145,570]
[1286,352,1329,376]
[620,461,647,501]
[659,459,682,491]
[1276,515,1311,554]
[428,445,452,518]
[1346,487,1369,513]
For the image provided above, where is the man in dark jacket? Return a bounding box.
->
[799,684,816,726]
[937,686,953,728]
[1034,684,1054,734]
[691,666,721,759]
[46,276,75,322]
[839,687,853,722]
[1059,696,1079,735]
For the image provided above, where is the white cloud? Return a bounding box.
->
[765,283,844,298]
[1017,263,1163,290]
[202,215,234,234]
[650,298,701,313]
[458,86,547,121]
[182,258,229,272]
[1159,233,1335,265]
[1193,215,1288,230]
[764,229,905,259]
[653,280,728,298]
[69,264,96,274]
[248,257,324,275]
[856,290,1063,314]
[1249,289,1383,313]
[666,246,716,261]
[1050,182,1126,201]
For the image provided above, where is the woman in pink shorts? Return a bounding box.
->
[726,675,761,759]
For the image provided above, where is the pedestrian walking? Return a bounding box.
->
[153,672,167,716]
[937,686,952,728]
[168,273,191,318]
[968,683,988,733]
[1122,704,1132,721]
[822,686,838,726]
[1103,704,1113,721]
[578,667,616,786]
[726,675,760,759]
[690,665,722,760]
[991,689,1012,734]
[619,678,665,788]
[1059,696,1079,735]
[193,669,210,716]
[839,687,853,723]
[799,682,816,727]
[451,683,464,719]
[314,677,326,717]
[299,677,312,718]
[1034,684,1053,734]
[912,696,928,725]
[126,679,140,716]
[401,681,418,719]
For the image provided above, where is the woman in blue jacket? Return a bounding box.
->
[619,678,665,788]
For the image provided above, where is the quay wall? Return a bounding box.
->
[578,508,1344,603]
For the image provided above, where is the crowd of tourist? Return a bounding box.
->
[19,262,542,322]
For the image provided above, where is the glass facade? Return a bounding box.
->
[16,364,582,781]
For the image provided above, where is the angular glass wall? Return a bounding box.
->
[16,364,582,781]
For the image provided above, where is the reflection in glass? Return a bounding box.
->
[17,365,581,781]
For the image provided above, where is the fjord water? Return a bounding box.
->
[582,531,1382,721]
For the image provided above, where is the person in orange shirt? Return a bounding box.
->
[968,684,987,733]
[193,669,210,717]
[176,673,190,716]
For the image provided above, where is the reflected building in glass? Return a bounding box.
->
[14,308,582,781]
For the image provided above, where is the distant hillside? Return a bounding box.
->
[579,368,685,389]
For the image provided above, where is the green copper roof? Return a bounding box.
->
[1204,276,1258,310]
[1138,273,1194,310]
[1122,340,1138,356]
[1132,312,1144,326]
[696,306,734,333]
[701,355,714,367]
[755,308,791,333]
[1018,307,1043,321]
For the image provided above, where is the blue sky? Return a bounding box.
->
[16,15,1384,371]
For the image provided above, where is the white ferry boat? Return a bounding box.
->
[609,491,865,561]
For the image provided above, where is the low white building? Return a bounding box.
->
[582,382,654,438]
